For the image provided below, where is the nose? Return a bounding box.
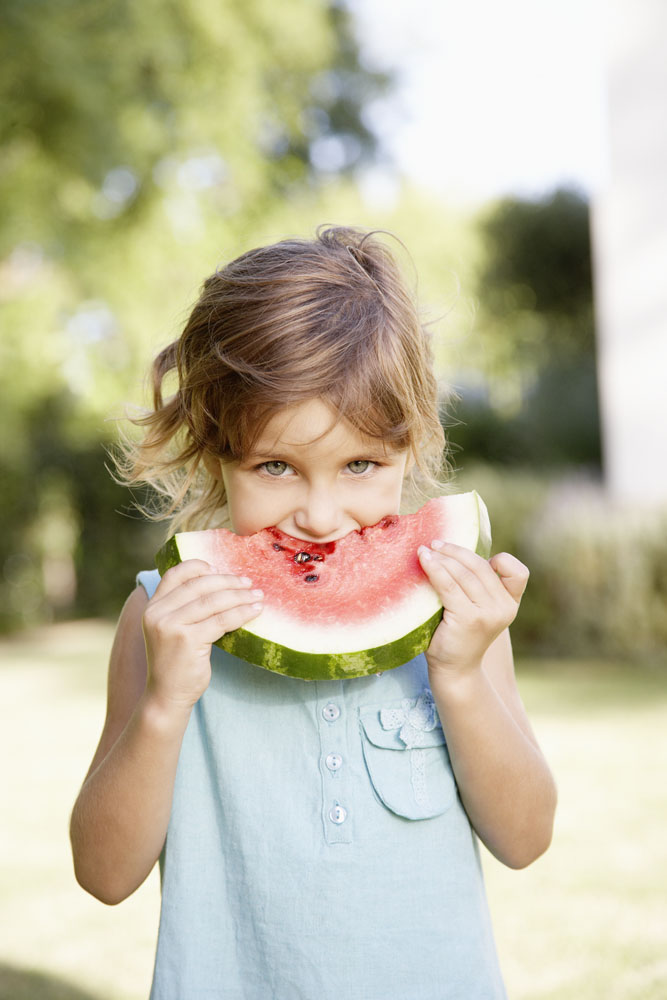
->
[292,484,345,540]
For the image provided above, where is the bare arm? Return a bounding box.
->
[419,544,557,869]
[70,562,264,904]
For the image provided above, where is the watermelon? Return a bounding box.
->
[155,491,491,681]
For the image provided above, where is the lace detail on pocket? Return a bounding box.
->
[359,689,454,820]
[380,689,439,749]
[378,689,442,811]
[410,748,430,809]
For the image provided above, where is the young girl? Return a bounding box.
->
[71,226,556,999]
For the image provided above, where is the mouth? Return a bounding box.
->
[269,525,362,547]
[269,514,399,547]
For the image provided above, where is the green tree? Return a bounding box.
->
[449,188,601,467]
[0,0,390,629]
[0,0,388,253]
[1,0,390,421]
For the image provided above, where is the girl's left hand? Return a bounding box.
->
[418,542,529,677]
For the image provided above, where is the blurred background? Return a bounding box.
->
[1,1,666,998]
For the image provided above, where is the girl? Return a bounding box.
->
[71,226,556,999]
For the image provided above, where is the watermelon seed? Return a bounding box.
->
[311,554,324,561]
[294,551,312,563]
[272,543,284,551]
[304,574,319,582]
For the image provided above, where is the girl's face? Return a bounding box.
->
[220,399,410,541]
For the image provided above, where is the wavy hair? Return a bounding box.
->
[116,226,448,531]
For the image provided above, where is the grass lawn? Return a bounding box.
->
[1,621,666,999]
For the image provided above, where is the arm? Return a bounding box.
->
[418,543,557,869]
[69,561,264,904]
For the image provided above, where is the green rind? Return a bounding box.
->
[216,607,444,680]
[155,535,182,576]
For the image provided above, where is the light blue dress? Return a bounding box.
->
[138,570,507,1000]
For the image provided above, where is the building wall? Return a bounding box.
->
[592,0,667,502]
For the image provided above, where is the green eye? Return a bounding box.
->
[263,461,289,476]
[348,460,372,474]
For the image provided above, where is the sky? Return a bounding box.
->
[352,0,608,205]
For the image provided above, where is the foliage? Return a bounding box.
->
[481,188,594,341]
[0,0,389,422]
[474,187,595,373]
[0,0,388,254]
[447,354,601,467]
[448,188,601,469]
[524,481,667,660]
[0,393,163,631]
[0,0,391,629]
[456,463,667,662]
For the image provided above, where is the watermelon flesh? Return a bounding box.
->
[155,491,491,681]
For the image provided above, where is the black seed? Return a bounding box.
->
[311,553,324,562]
[294,551,312,563]
[304,574,319,583]
[272,543,284,551]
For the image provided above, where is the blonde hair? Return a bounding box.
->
[117,226,447,531]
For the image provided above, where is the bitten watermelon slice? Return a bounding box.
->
[155,491,491,681]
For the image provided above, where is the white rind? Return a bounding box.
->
[243,582,442,654]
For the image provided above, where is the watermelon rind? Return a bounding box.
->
[157,534,192,575]
[216,608,444,681]
[154,491,491,681]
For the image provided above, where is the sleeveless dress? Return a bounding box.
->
[138,570,507,1000]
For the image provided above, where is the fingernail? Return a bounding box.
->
[249,602,263,613]
[431,539,444,551]
[252,589,264,599]
[418,545,432,561]
[239,576,252,586]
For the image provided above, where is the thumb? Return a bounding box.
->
[489,552,530,603]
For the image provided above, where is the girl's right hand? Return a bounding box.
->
[141,560,263,713]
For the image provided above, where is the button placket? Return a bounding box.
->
[316,685,352,844]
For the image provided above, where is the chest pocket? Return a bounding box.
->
[359,689,457,820]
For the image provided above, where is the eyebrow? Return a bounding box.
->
[244,444,402,464]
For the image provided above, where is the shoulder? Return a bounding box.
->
[135,568,161,600]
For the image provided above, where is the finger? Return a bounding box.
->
[185,597,265,646]
[154,564,254,609]
[149,597,265,651]
[166,585,264,628]
[489,552,530,603]
[430,542,528,604]
[418,545,489,605]
[156,559,225,597]
[211,599,264,638]
[421,540,501,597]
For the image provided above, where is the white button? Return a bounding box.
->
[326,752,343,772]
[329,803,347,824]
[322,703,340,722]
